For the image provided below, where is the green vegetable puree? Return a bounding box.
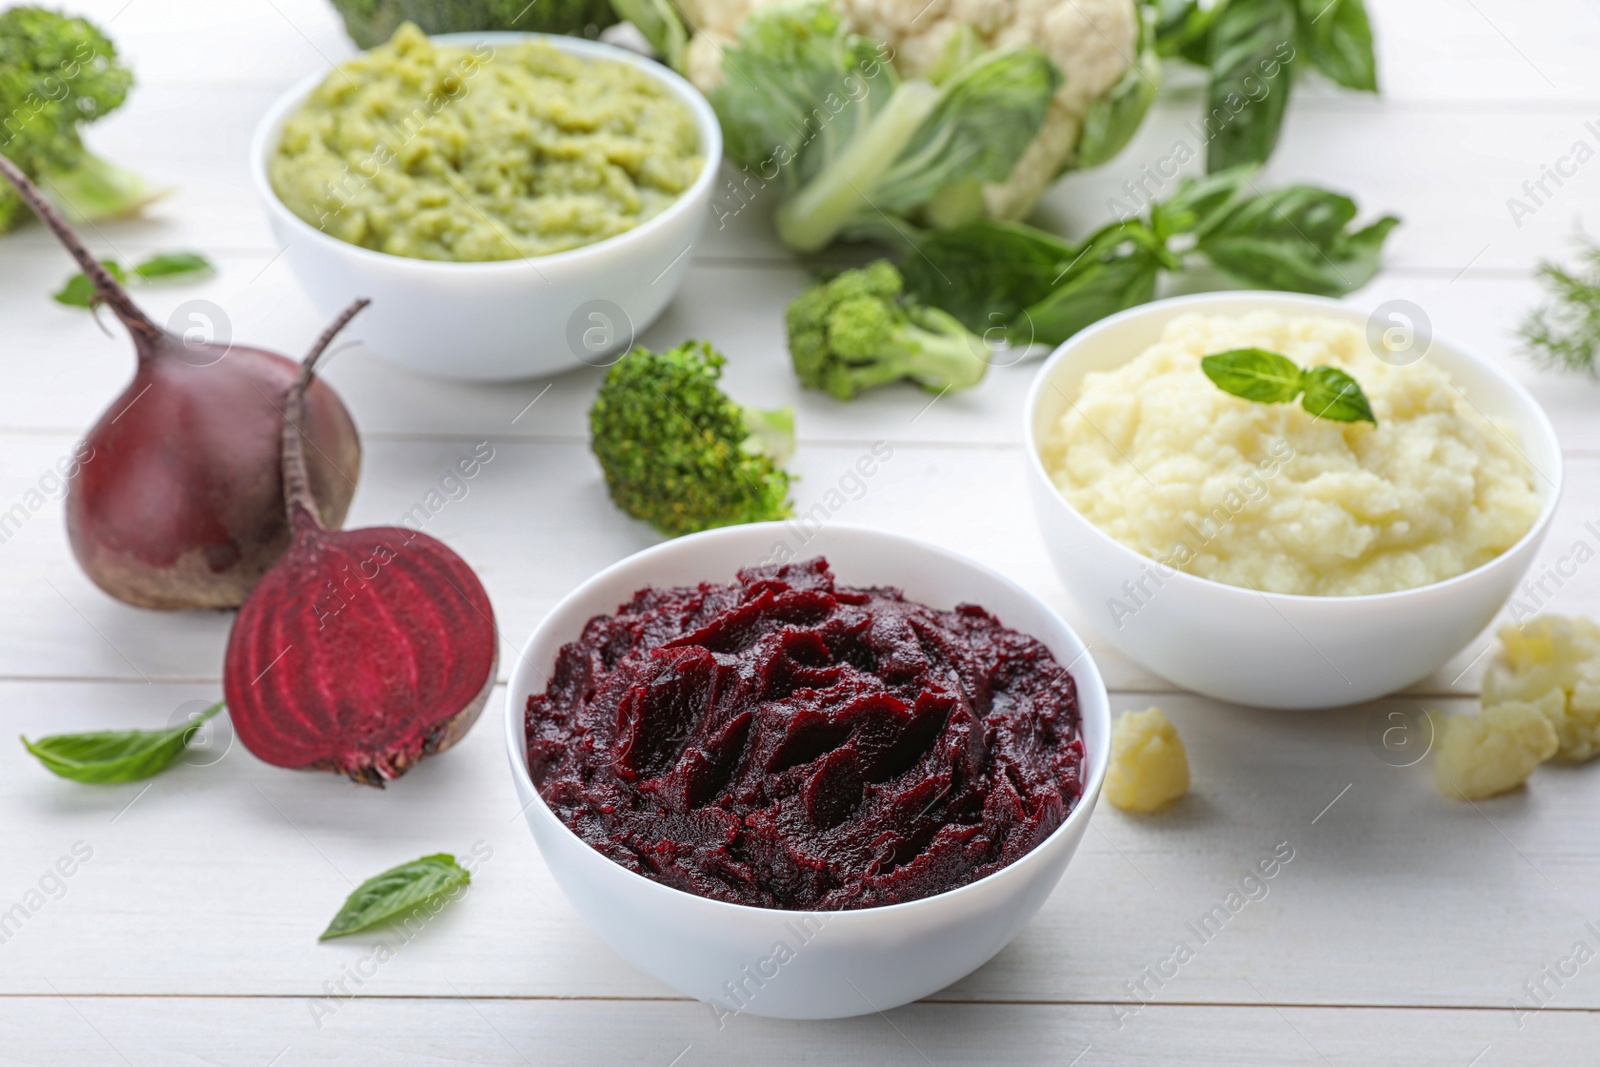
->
[269,23,702,261]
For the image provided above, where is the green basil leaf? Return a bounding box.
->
[1150,0,1214,62]
[1202,181,1363,252]
[320,854,471,940]
[1301,364,1376,423]
[1205,0,1297,172]
[1016,225,1164,346]
[52,260,126,307]
[1196,183,1400,295]
[1295,0,1377,92]
[21,702,223,783]
[1150,166,1256,240]
[133,252,214,280]
[1202,349,1377,423]
[1075,8,1162,170]
[906,175,1400,353]
[1201,348,1306,403]
[904,219,1073,335]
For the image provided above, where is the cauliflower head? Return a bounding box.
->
[673,0,1140,220]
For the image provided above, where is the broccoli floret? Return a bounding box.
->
[0,7,163,233]
[589,341,796,537]
[329,0,617,49]
[786,260,991,400]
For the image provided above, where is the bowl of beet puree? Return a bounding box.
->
[504,523,1110,1019]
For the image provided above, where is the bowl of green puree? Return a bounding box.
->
[251,24,720,381]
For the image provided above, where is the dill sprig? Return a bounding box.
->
[1521,240,1600,376]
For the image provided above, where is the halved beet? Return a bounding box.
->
[222,304,497,785]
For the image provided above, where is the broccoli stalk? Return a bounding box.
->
[741,405,797,466]
[38,152,163,225]
[589,341,796,537]
[0,8,165,234]
[786,261,990,400]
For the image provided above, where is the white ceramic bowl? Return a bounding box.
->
[1024,291,1563,710]
[250,33,721,381]
[504,523,1109,1019]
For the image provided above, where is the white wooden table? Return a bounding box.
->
[4,1,1599,1062]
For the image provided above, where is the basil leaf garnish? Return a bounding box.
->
[133,252,214,280]
[1301,364,1377,423]
[21,702,223,783]
[320,854,471,940]
[1201,349,1377,424]
[1295,0,1377,92]
[1201,347,1305,402]
[1204,0,1297,172]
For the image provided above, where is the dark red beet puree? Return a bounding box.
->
[526,558,1084,910]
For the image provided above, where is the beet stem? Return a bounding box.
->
[0,152,160,342]
[283,298,371,534]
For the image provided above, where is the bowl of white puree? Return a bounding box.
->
[1024,291,1561,710]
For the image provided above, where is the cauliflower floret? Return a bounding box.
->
[1105,706,1189,813]
[838,0,1134,112]
[1430,698,1560,800]
[1483,615,1600,762]
[674,0,1137,216]
[684,30,734,89]
[678,0,790,89]
[982,0,1138,217]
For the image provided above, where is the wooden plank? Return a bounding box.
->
[0,431,1158,688]
[0,994,1592,1065]
[0,426,1594,691]
[0,426,1596,689]
[3,258,1598,453]
[3,678,1598,1008]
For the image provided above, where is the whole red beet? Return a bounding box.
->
[0,153,359,610]
[224,304,498,786]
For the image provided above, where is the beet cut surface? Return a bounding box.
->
[223,305,497,785]
[526,558,1085,910]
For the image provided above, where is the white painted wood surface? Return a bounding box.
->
[3,1,1599,1062]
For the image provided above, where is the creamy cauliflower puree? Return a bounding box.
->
[1042,312,1542,596]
